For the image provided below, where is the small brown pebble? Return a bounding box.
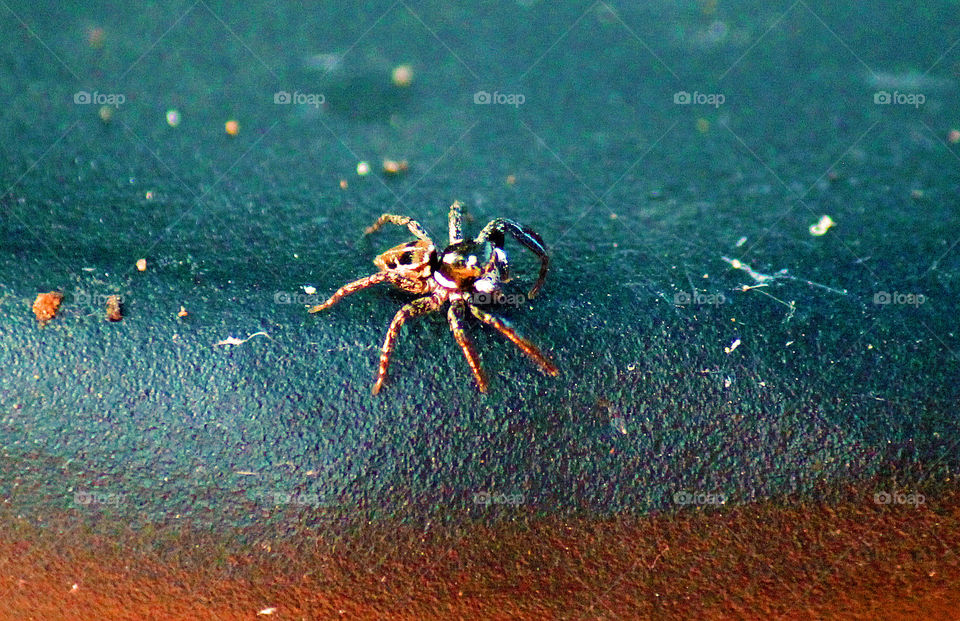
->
[136,258,147,271]
[33,292,63,322]
[105,295,122,321]
[391,64,413,87]
[382,159,408,175]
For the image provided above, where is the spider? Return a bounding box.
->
[309,201,559,394]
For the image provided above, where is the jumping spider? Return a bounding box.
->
[309,201,559,394]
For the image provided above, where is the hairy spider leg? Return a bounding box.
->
[373,294,445,394]
[447,301,489,393]
[467,304,558,377]
[448,200,464,244]
[364,214,432,241]
[308,272,391,313]
[476,218,550,298]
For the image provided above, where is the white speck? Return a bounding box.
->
[610,417,627,435]
[257,607,277,616]
[735,236,747,247]
[356,161,370,176]
[809,214,835,236]
[724,338,741,354]
[214,332,271,347]
[166,109,181,127]
[302,285,316,295]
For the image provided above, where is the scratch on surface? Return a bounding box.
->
[721,256,848,295]
[214,331,272,347]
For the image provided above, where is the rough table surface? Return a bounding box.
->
[0,1,958,616]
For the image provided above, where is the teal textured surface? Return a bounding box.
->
[1,1,957,528]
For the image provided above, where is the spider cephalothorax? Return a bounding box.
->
[309,200,558,394]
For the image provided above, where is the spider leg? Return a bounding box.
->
[448,301,488,393]
[364,214,431,241]
[448,200,464,244]
[308,272,390,313]
[373,294,444,394]
[475,218,549,298]
[467,304,558,377]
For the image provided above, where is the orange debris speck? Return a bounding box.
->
[33,292,63,322]
[87,27,105,49]
[225,120,240,136]
[136,258,147,271]
[391,64,413,87]
[178,306,188,318]
[382,159,408,175]
[105,295,122,322]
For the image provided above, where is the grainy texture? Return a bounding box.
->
[0,0,958,615]
[1,491,959,619]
